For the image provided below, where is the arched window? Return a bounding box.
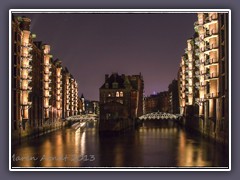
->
[116,91,119,97]
[120,91,123,97]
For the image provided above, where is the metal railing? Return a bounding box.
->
[205,72,219,80]
[204,58,218,66]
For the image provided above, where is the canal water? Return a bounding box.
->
[11,120,229,168]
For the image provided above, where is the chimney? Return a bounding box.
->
[105,74,109,82]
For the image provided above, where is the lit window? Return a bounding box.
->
[108,93,111,97]
[116,91,119,97]
[120,91,123,97]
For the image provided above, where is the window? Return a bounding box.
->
[120,91,123,97]
[105,83,109,88]
[112,82,118,89]
[116,91,119,97]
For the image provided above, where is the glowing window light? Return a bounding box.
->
[21,69,28,79]
[21,80,28,90]
[44,57,49,65]
[44,75,49,81]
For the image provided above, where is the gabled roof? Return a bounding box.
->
[100,73,127,89]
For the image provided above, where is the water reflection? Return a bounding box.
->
[11,120,228,168]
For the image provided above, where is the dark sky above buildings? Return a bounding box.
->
[16,12,197,101]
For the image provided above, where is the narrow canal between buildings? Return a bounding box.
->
[11,120,229,168]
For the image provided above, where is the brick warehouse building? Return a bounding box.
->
[178,12,229,144]
[99,73,144,132]
[11,15,79,142]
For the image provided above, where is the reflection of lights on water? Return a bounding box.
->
[80,122,86,127]
[114,143,123,167]
[80,131,86,155]
[41,139,53,167]
[74,128,86,155]
[177,130,209,167]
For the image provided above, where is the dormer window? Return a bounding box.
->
[120,91,124,97]
[112,82,118,89]
[105,83,109,88]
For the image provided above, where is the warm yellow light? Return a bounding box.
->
[21,80,28,90]
[21,69,28,79]
[44,90,49,97]
[21,91,28,105]
[45,67,49,73]
[44,99,49,108]
[22,30,30,46]
[121,91,125,97]
[44,56,50,65]
[43,45,50,55]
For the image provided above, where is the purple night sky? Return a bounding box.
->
[16,12,197,101]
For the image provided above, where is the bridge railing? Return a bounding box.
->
[66,114,99,121]
[138,112,182,120]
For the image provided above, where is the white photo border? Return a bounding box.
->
[9,9,231,171]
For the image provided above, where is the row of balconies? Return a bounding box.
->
[20,67,32,74]
[204,92,219,99]
[20,86,32,92]
[185,67,194,71]
[20,56,32,63]
[195,60,200,66]
[204,72,219,80]
[184,48,193,54]
[204,58,218,66]
[43,86,52,91]
[205,44,218,51]
[205,30,218,39]
[194,16,218,29]
[43,75,51,82]
[57,75,62,79]
[43,69,52,75]
[21,53,33,60]
[204,16,218,24]
[180,68,218,79]
[21,42,33,48]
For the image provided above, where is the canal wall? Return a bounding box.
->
[12,120,68,145]
[98,118,135,135]
[181,115,229,148]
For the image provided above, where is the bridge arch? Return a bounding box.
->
[138,112,181,120]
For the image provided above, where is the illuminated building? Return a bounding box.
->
[62,68,79,118]
[62,67,71,118]
[49,59,63,125]
[12,16,33,138]
[69,75,78,116]
[30,41,44,130]
[12,16,80,142]
[42,44,52,121]
[178,12,229,144]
